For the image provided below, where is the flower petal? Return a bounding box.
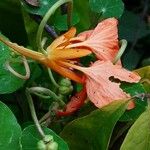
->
[71,30,93,42]
[46,60,83,83]
[47,27,76,52]
[68,18,119,61]
[64,27,76,39]
[49,48,91,59]
[80,61,141,108]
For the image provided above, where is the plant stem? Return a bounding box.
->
[31,15,58,39]
[39,111,51,123]
[113,39,127,64]
[36,0,73,53]
[29,87,65,106]
[26,88,45,138]
[31,92,51,99]
[48,69,60,88]
[6,56,30,80]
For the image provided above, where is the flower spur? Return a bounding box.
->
[0,18,141,113]
[0,27,91,83]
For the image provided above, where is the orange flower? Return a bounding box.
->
[0,28,91,83]
[68,18,119,61]
[0,18,141,109]
[59,60,141,108]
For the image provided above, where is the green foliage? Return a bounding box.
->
[120,83,147,121]
[53,11,80,31]
[119,11,150,42]
[119,11,150,70]
[89,0,124,19]
[120,106,150,150]
[0,34,26,94]
[60,100,129,150]
[20,125,69,150]
[122,48,144,70]
[73,0,91,32]
[22,10,39,49]
[0,0,27,44]
[141,58,150,67]
[21,0,57,16]
[135,66,150,92]
[0,0,149,149]
[0,101,22,150]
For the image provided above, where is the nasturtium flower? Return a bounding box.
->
[68,18,119,61]
[58,60,141,108]
[0,28,91,83]
[0,18,141,110]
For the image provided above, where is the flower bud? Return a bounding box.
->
[59,86,73,95]
[59,78,72,87]
[43,135,54,143]
[47,141,58,150]
[58,94,65,100]
[37,140,46,150]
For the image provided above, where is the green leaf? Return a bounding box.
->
[22,10,39,49]
[0,0,27,44]
[120,106,150,150]
[53,11,80,31]
[21,0,57,16]
[141,58,150,67]
[60,100,128,150]
[0,101,22,150]
[0,34,26,94]
[119,11,150,42]
[20,125,69,150]
[120,83,147,121]
[89,0,124,19]
[122,48,144,70]
[74,0,91,32]
[135,66,150,92]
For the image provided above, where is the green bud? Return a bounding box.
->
[47,141,58,150]
[43,135,54,143]
[59,78,72,87]
[37,140,46,150]
[58,94,65,100]
[59,86,73,95]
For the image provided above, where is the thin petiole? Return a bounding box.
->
[5,56,30,80]
[25,88,45,138]
[113,39,127,64]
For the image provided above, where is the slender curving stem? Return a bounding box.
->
[36,0,73,54]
